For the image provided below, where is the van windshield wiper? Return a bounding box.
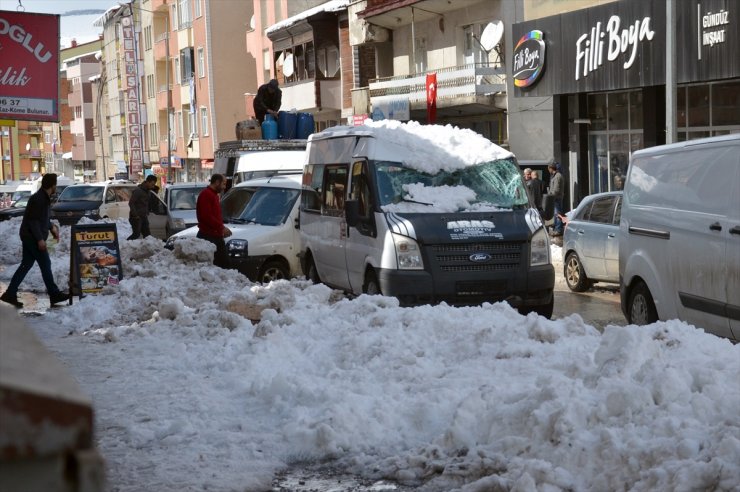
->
[396,197,432,206]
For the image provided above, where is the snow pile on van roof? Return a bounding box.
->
[363,120,513,174]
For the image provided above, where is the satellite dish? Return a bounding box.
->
[249,15,255,30]
[283,53,294,77]
[480,21,504,52]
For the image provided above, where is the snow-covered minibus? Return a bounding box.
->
[299,121,555,317]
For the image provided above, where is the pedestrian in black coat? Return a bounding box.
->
[253,79,282,123]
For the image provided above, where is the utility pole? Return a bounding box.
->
[665,0,677,144]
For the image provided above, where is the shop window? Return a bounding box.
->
[712,80,740,126]
[677,87,687,128]
[609,92,629,130]
[688,85,710,127]
[588,94,607,131]
[629,91,642,129]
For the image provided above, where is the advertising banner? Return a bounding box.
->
[371,98,410,121]
[69,223,123,300]
[0,10,60,122]
[121,9,143,175]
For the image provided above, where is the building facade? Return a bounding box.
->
[513,0,740,207]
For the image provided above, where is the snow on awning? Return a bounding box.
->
[62,152,73,159]
[265,0,348,35]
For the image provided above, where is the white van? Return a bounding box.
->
[213,139,307,190]
[299,121,555,315]
[619,134,740,341]
[166,175,303,282]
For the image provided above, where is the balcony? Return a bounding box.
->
[369,64,507,117]
[154,34,168,60]
[281,79,341,113]
[156,85,171,110]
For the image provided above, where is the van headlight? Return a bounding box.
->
[227,239,248,258]
[530,227,550,266]
[173,218,186,229]
[392,233,423,270]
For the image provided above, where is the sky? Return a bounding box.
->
[1,214,738,491]
[0,0,116,47]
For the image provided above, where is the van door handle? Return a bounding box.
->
[577,229,585,235]
[730,226,740,235]
[607,233,616,238]
[709,222,722,232]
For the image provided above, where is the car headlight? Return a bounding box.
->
[392,233,423,270]
[173,218,186,229]
[227,239,248,258]
[530,227,550,266]
[83,209,98,216]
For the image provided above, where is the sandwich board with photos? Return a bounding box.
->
[69,223,123,303]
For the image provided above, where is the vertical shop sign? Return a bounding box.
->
[121,12,142,175]
[426,73,437,124]
[0,11,60,121]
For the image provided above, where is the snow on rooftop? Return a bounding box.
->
[266,0,349,35]
[0,216,738,491]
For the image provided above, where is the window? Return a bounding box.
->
[171,4,178,30]
[178,0,191,28]
[350,161,372,218]
[180,47,194,82]
[200,107,208,136]
[588,197,615,224]
[317,44,339,78]
[44,131,51,144]
[75,106,82,118]
[174,57,180,84]
[146,74,155,99]
[263,49,271,82]
[188,110,197,138]
[149,122,158,146]
[322,165,348,215]
[175,111,182,138]
[197,47,205,78]
[302,164,323,212]
[194,0,201,18]
[144,25,152,50]
[413,37,427,73]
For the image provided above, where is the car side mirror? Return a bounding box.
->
[345,199,360,227]
[541,194,554,221]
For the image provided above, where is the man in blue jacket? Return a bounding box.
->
[0,173,69,308]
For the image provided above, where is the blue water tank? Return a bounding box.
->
[261,114,278,140]
[278,111,298,139]
[296,112,315,139]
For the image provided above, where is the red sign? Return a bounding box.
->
[0,11,60,122]
[351,114,369,126]
[426,73,437,124]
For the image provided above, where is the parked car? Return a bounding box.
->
[562,191,622,291]
[51,180,169,240]
[166,175,303,282]
[163,182,207,238]
[620,134,739,342]
[0,195,30,222]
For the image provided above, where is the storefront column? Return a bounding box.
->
[643,86,665,149]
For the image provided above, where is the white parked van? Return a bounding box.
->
[299,121,555,315]
[619,134,740,341]
[167,175,303,282]
[213,139,307,190]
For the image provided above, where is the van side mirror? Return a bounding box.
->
[345,200,360,227]
[541,194,554,221]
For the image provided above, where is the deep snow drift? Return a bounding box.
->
[1,216,738,492]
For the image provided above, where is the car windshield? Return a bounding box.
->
[373,157,528,211]
[235,187,299,226]
[169,187,203,210]
[13,196,30,207]
[12,190,31,202]
[58,185,104,202]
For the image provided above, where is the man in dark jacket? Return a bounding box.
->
[0,174,69,308]
[524,168,543,212]
[547,162,565,236]
[196,174,231,268]
[253,79,282,124]
[128,175,157,240]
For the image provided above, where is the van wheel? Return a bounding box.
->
[258,261,288,283]
[628,281,658,325]
[565,252,592,292]
[533,295,554,319]
[306,256,321,284]
[364,270,381,295]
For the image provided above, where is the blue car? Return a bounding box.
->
[562,191,622,292]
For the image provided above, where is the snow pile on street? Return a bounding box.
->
[1,218,738,491]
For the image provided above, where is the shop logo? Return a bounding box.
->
[513,30,545,88]
[697,5,730,59]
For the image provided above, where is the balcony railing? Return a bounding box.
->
[369,64,506,107]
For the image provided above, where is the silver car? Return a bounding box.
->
[163,183,207,237]
[562,191,622,292]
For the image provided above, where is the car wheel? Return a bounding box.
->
[565,252,592,292]
[258,261,289,283]
[363,270,381,295]
[306,255,321,284]
[628,281,658,325]
[533,294,554,319]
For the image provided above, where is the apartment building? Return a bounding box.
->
[66,53,101,181]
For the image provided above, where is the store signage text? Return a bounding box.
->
[575,15,655,81]
[513,30,546,88]
[121,13,142,175]
[698,5,730,59]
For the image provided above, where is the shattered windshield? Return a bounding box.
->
[373,158,528,212]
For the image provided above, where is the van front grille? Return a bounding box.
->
[427,241,523,273]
